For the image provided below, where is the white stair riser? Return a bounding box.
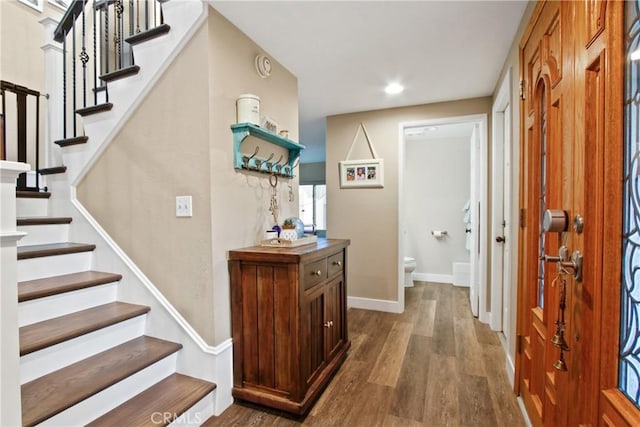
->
[17,252,92,282]
[20,315,146,384]
[16,197,48,217]
[19,283,118,326]
[168,390,215,426]
[39,353,177,426]
[17,223,70,247]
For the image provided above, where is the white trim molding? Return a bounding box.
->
[413,272,454,284]
[0,161,30,427]
[347,296,402,313]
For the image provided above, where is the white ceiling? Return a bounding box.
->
[211,1,528,163]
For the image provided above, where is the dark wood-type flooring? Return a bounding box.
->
[204,282,525,427]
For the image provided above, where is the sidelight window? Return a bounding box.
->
[620,0,640,408]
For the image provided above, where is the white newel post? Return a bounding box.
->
[0,161,29,426]
[40,17,64,173]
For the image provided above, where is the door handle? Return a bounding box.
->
[541,246,583,282]
[495,236,505,243]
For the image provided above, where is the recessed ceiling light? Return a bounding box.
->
[385,83,404,95]
[631,48,640,61]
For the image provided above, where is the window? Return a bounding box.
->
[620,0,640,407]
[299,185,326,234]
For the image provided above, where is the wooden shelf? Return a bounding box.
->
[231,123,305,178]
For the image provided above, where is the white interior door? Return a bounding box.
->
[490,69,512,333]
[501,104,512,339]
[469,126,480,316]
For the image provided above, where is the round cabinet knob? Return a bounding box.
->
[312,270,322,276]
[324,322,331,328]
[333,261,342,267]
[496,236,506,243]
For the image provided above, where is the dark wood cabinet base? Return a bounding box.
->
[228,239,350,416]
[232,342,350,415]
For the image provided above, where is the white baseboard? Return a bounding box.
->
[506,353,515,388]
[413,273,454,284]
[517,396,533,427]
[347,296,402,313]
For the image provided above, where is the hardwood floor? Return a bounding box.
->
[204,282,525,426]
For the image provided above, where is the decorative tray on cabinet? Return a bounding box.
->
[260,235,317,248]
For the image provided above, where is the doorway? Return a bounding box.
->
[398,114,488,318]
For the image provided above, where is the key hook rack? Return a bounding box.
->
[231,123,305,178]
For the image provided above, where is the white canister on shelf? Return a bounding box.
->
[236,94,260,125]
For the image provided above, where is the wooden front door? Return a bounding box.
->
[516,1,628,425]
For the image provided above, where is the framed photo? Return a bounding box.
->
[339,159,384,188]
[18,0,43,12]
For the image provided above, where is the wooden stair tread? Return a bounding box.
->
[54,136,88,147]
[100,65,140,82]
[38,165,67,175]
[21,336,182,427]
[126,23,171,45]
[19,271,123,302]
[87,373,216,427]
[76,103,113,117]
[20,302,150,356]
[17,216,73,226]
[17,242,96,259]
[16,190,50,199]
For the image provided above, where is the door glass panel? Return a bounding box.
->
[620,0,640,407]
[537,87,547,308]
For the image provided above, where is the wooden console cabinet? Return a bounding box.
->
[228,239,350,415]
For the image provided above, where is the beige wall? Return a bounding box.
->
[0,1,63,163]
[0,1,63,90]
[326,97,491,302]
[207,7,298,342]
[78,6,299,345]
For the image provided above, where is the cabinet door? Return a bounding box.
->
[325,275,346,360]
[301,285,326,388]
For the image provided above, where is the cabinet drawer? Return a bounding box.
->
[303,258,327,291]
[327,252,344,277]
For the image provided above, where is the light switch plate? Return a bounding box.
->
[176,195,192,217]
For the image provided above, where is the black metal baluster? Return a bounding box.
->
[1,89,6,159]
[72,17,77,137]
[93,0,97,105]
[35,94,40,190]
[16,89,27,189]
[128,0,134,66]
[105,4,109,76]
[116,0,123,69]
[160,0,164,25]
[62,38,67,138]
[144,0,149,31]
[80,1,88,108]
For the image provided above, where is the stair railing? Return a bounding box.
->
[53,0,165,141]
[0,81,45,191]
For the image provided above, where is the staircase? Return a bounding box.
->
[16,191,216,426]
[0,0,233,424]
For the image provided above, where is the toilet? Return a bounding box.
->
[404,257,416,287]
